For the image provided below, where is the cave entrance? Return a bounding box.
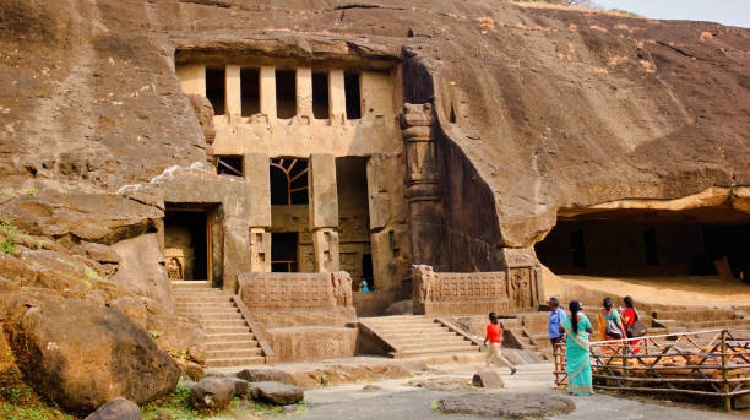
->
[164,204,221,284]
[535,207,750,280]
[336,157,373,289]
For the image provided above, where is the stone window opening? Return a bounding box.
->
[205,67,226,115]
[344,71,361,120]
[216,156,243,177]
[276,69,297,119]
[271,232,299,272]
[270,158,309,205]
[311,71,330,120]
[240,67,261,116]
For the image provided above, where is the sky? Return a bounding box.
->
[592,0,750,28]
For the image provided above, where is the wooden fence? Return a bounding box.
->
[553,329,750,411]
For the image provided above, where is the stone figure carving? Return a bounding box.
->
[331,272,353,307]
[413,265,435,303]
[166,257,183,280]
[512,268,532,309]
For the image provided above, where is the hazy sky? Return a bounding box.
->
[593,0,750,28]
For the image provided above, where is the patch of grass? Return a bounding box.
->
[85,266,102,281]
[0,403,74,420]
[610,8,640,17]
[141,383,199,420]
[26,187,37,197]
[0,221,18,255]
[141,381,300,419]
[54,257,76,267]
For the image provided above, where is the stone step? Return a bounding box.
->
[206,348,264,359]
[174,296,232,304]
[200,319,247,327]
[360,318,435,326]
[174,303,236,311]
[360,315,430,321]
[204,325,252,334]
[206,340,260,351]
[205,356,266,368]
[391,345,482,358]
[191,312,243,321]
[392,341,475,351]
[205,333,258,343]
[385,334,467,344]
[171,281,212,288]
[177,310,242,319]
[365,324,447,333]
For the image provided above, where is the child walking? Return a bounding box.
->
[483,312,517,374]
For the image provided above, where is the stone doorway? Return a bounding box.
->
[164,206,217,283]
[336,157,373,289]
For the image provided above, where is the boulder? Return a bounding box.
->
[190,377,236,411]
[11,296,180,414]
[472,368,505,389]
[85,397,141,420]
[227,377,250,399]
[177,360,204,382]
[108,297,147,329]
[249,381,304,405]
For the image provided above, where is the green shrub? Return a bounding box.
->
[0,221,18,256]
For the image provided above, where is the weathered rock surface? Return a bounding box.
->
[0,0,746,269]
[190,377,236,412]
[248,381,304,406]
[84,397,142,420]
[11,295,180,413]
[438,392,575,418]
[237,359,424,388]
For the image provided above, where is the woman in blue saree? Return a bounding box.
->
[560,300,594,396]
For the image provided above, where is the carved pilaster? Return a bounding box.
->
[499,248,544,310]
[401,103,445,297]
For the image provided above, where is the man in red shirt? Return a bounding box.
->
[483,312,517,374]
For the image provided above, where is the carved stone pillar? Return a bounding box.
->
[309,153,340,272]
[401,103,445,297]
[245,153,271,272]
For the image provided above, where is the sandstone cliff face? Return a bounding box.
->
[0,0,748,367]
[2,1,748,248]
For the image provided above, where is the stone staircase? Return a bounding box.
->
[172,281,266,368]
[358,315,481,359]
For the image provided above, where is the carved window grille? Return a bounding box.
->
[270,158,309,205]
[216,156,243,177]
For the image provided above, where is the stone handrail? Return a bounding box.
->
[232,295,277,364]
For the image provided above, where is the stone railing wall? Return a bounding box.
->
[413,264,542,316]
[238,271,353,311]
